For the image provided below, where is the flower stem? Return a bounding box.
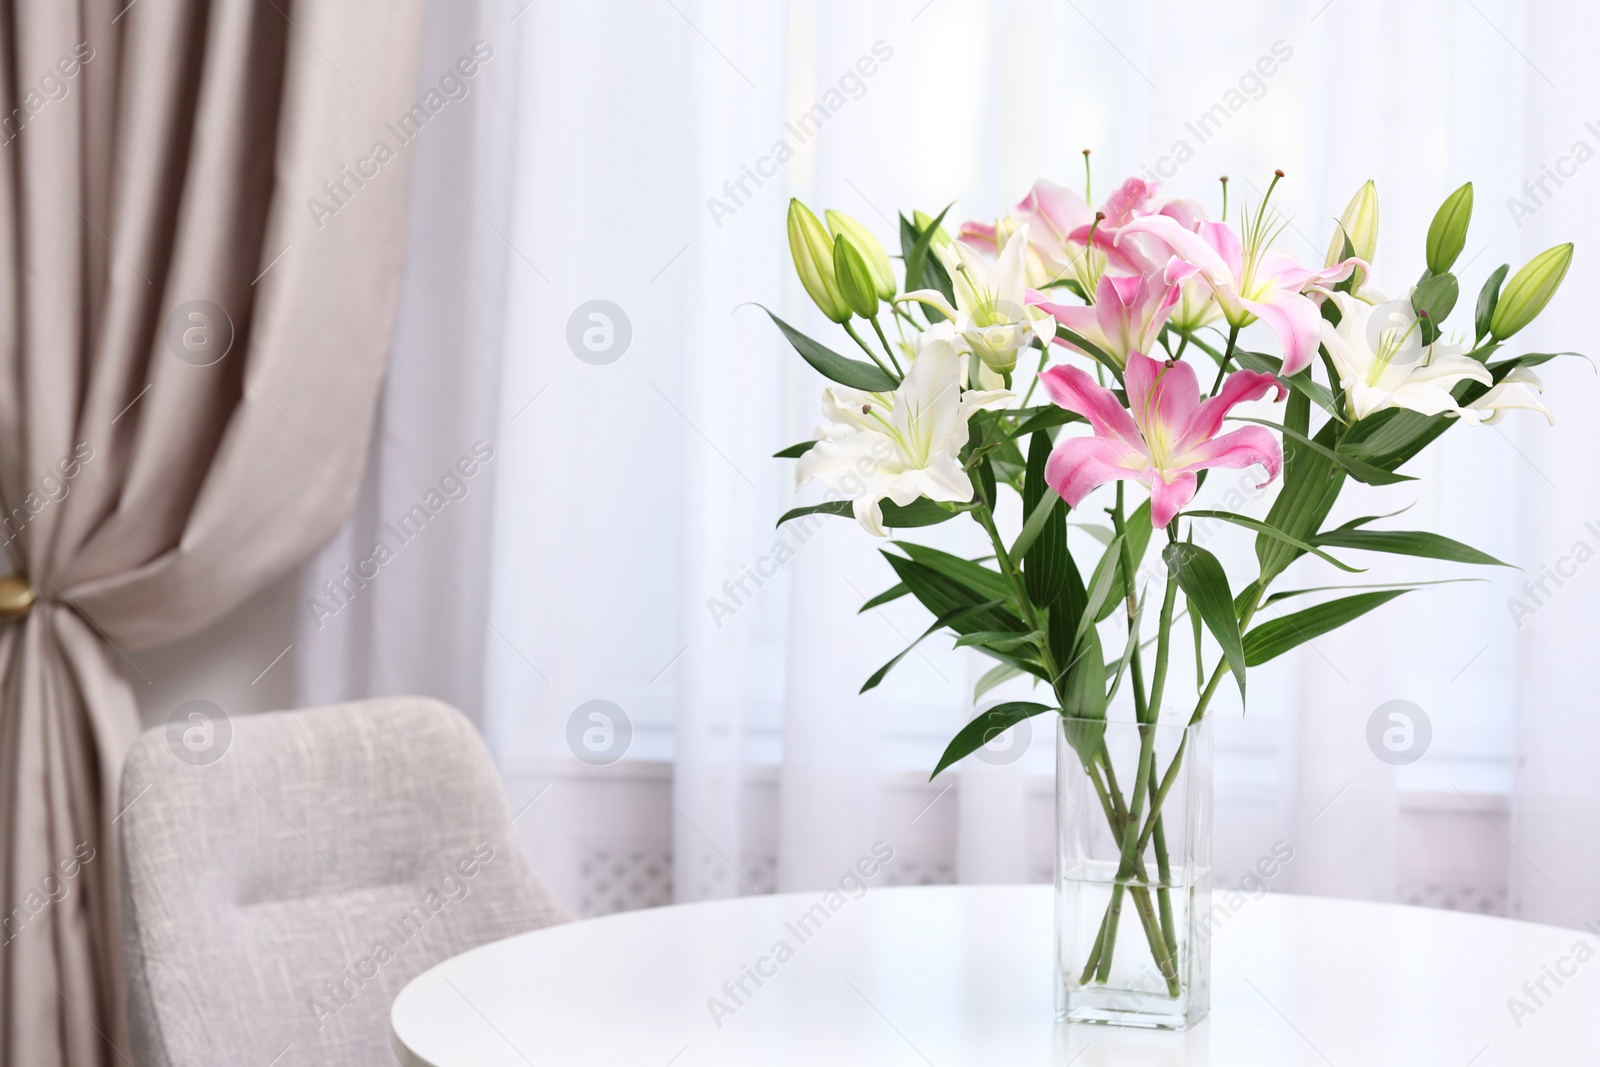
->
[1208,322,1241,395]
[844,320,900,383]
[869,314,904,377]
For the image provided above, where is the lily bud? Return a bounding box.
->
[1325,180,1379,277]
[826,210,896,300]
[912,210,953,249]
[787,199,849,323]
[1425,182,1473,275]
[1490,243,1574,340]
[833,234,880,319]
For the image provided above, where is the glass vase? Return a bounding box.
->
[1054,713,1213,1029]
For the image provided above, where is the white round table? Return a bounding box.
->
[390,885,1600,1066]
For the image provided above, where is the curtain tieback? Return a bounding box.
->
[0,573,34,619]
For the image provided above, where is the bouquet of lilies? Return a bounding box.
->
[765,164,1575,995]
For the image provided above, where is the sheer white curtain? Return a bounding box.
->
[304,0,1600,927]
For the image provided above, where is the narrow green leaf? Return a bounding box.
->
[1059,624,1108,764]
[973,662,1023,702]
[1096,499,1152,622]
[861,600,1005,693]
[777,497,958,529]
[1475,264,1510,343]
[881,553,1025,636]
[1164,542,1246,697]
[1076,534,1124,648]
[1228,415,1413,486]
[773,439,817,459]
[896,542,1015,603]
[858,581,908,613]
[953,629,1045,652]
[1104,589,1146,705]
[1011,489,1058,565]
[1243,590,1411,666]
[932,701,1056,779]
[755,305,897,391]
[1232,351,1340,417]
[1189,509,1364,573]
[1311,528,1507,567]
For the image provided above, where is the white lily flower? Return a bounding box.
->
[796,329,1011,537]
[1320,291,1492,422]
[902,225,1054,376]
[1466,366,1554,425]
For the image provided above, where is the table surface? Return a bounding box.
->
[390,884,1600,1066]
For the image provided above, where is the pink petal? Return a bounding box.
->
[1038,364,1142,444]
[1148,470,1199,529]
[1045,436,1146,508]
[1181,369,1284,450]
[1031,297,1107,358]
[1015,179,1093,241]
[1100,177,1159,225]
[958,220,999,255]
[1175,425,1283,487]
[1116,215,1234,281]
[1122,351,1200,446]
[1236,289,1323,376]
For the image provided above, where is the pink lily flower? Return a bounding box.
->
[1029,271,1179,368]
[1115,214,1365,375]
[1039,352,1285,528]
[961,178,1162,290]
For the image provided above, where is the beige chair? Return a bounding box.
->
[119,696,566,1066]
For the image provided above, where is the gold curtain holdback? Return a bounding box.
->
[0,574,34,620]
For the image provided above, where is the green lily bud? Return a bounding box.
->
[1425,182,1473,275]
[1325,179,1379,273]
[1490,243,1574,340]
[833,234,880,319]
[787,199,849,323]
[913,209,953,250]
[826,210,896,300]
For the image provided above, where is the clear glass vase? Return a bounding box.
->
[1055,713,1213,1029]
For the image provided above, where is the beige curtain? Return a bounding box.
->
[0,0,426,1062]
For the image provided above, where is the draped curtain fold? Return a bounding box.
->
[0,0,426,1062]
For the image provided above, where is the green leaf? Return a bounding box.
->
[1256,576,1480,610]
[973,662,1024,702]
[857,581,908,613]
[756,305,897,391]
[1077,534,1124,648]
[1243,590,1411,666]
[1104,589,1146,705]
[1227,415,1412,487]
[1484,351,1589,382]
[1054,325,1123,380]
[861,600,1006,693]
[1164,542,1246,698]
[1311,528,1507,567]
[1189,509,1363,573]
[881,553,1024,636]
[901,204,953,296]
[1338,407,1451,473]
[1009,405,1081,439]
[1096,499,1152,622]
[932,701,1056,779]
[1059,623,1108,764]
[953,629,1044,653]
[1411,272,1458,346]
[773,440,817,459]
[1011,480,1058,563]
[777,497,958,529]
[1232,351,1339,417]
[895,542,1015,604]
[1475,264,1509,344]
